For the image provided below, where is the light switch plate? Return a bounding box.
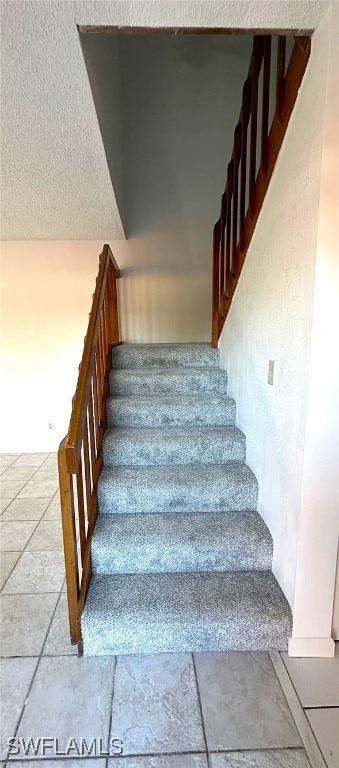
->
[268,360,275,385]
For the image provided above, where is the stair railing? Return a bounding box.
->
[212,34,311,347]
[58,244,120,653]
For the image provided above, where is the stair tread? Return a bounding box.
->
[112,342,220,369]
[106,393,236,428]
[109,367,228,397]
[91,510,273,575]
[103,425,246,466]
[98,461,258,514]
[81,570,292,655]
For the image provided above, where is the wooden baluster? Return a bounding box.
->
[82,413,92,523]
[225,161,233,299]
[232,124,241,278]
[220,192,227,297]
[249,75,258,213]
[261,36,272,174]
[250,37,265,216]
[87,376,98,488]
[98,319,105,403]
[212,219,221,348]
[58,441,80,644]
[276,36,286,121]
[102,293,108,364]
[112,275,119,344]
[240,78,251,249]
[105,265,113,345]
[76,450,86,560]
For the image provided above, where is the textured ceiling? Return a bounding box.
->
[0,0,329,241]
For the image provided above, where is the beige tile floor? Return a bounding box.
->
[0,453,337,768]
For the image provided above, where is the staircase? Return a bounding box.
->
[81,342,292,655]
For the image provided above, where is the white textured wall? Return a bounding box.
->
[219,15,330,610]
[290,3,339,655]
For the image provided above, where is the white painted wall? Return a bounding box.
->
[290,2,339,656]
[79,33,252,341]
[219,6,339,655]
[0,242,101,452]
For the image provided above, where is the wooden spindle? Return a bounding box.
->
[58,441,80,644]
[87,386,97,487]
[220,192,227,297]
[240,78,251,247]
[261,36,271,174]
[212,219,221,348]
[276,36,286,121]
[83,414,92,521]
[232,124,241,278]
[225,161,233,299]
[76,455,86,559]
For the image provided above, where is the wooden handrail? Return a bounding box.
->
[58,244,120,651]
[212,34,311,347]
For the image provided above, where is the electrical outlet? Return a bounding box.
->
[268,360,275,386]
[48,422,56,431]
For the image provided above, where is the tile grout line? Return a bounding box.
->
[191,653,210,768]
[105,655,118,767]
[1,455,60,593]
[3,571,66,762]
[270,651,328,768]
[1,454,64,761]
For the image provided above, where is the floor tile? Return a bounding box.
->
[209,750,311,767]
[0,593,58,656]
[0,455,21,469]
[306,708,339,768]
[111,653,205,755]
[281,647,339,707]
[32,467,59,483]
[43,495,61,521]
[0,657,38,760]
[18,479,58,499]
[0,521,38,551]
[18,656,115,752]
[1,498,50,521]
[1,467,38,483]
[0,551,21,590]
[43,594,77,656]
[12,454,49,467]
[26,520,62,551]
[0,481,27,500]
[110,757,208,767]
[0,498,12,513]
[194,652,302,751]
[2,551,65,593]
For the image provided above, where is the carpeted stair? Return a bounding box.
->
[81,343,292,655]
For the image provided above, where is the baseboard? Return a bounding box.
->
[288,636,335,657]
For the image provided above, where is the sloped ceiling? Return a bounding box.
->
[0,0,329,241]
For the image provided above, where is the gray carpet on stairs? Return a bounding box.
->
[82,342,292,655]
[82,571,291,656]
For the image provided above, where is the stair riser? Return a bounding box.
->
[106,397,236,428]
[82,625,289,656]
[112,344,219,369]
[98,474,258,515]
[103,430,246,467]
[91,531,273,576]
[109,369,228,397]
[81,571,292,656]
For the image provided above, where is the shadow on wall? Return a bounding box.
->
[80,32,252,241]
